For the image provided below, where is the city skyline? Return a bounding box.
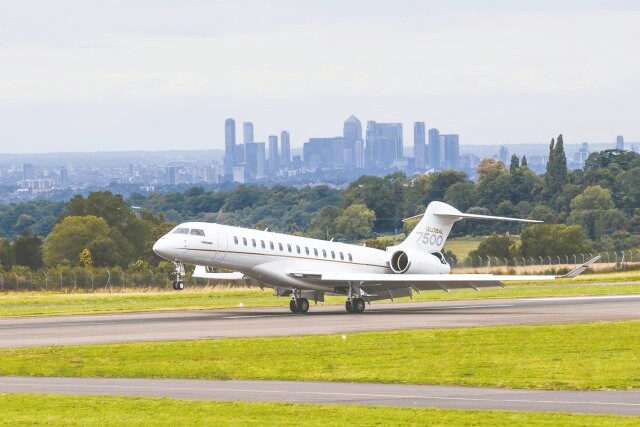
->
[1,1,638,153]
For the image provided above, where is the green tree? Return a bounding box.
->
[43,216,114,266]
[335,203,375,240]
[545,134,568,197]
[13,232,43,269]
[0,238,14,270]
[469,234,516,260]
[80,248,93,268]
[444,182,477,212]
[568,185,625,239]
[520,224,591,258]
[308,205,341,239]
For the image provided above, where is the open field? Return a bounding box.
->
[2,321,639,390]
[2,271,640,317]
[1,393,636,426]
[444,237,482,259]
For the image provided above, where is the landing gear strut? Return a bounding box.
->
[172,261,185,291]
[345,282,366,313]
[289,289,309,314]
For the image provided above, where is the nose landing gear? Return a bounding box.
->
[172,261,185,291]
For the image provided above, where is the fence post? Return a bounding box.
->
[0,273,3,290]
[59,273,63,291]
[44,271,48,291]
[14,273,19,291]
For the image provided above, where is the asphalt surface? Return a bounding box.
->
[2,294,640,348]
[1,376,639,416]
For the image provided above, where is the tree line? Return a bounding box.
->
[0,135,639,272]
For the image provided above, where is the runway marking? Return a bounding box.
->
[526,295,640,302]
[221,315,281,319]
[423,304,514,310]
[5,381,640,408]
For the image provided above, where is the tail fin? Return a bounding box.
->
[391,201,542,253]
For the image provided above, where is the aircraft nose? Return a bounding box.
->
[153,238,170,259]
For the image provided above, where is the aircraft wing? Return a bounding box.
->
[293,256,600,293]
[192,266,244,280]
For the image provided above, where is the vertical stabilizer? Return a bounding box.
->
[391,202,462,253]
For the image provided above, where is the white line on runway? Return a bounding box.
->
[526,295,640,302]
[221,315,281,319]
[424,304,514,310]
[5,381,640,408]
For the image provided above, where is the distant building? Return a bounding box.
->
[268,135,279,174]
[232,166,246,183]
[165,166,177,185]
[616,135,624,150]
[224,118,236,178]
[414,122,426,169]
[234,144,245,165]
[59,166,68,187]
[280,131,291,169]
[573,142,590,166]
[22,163,35,181]
[498,146,509,164]
[365,121,403,168]
[428,128,440,169]
[343,115,362,167]
[245,142,266,179]
[442,134,460,169]
[292,155,302,170]
[303,137,345,170]
[354,140,365,169]
[243,122,254,144]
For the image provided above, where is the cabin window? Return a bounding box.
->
[252,239,256,247]
[242,237,247,246]
[270,241,275,250]
[314,248,318,257]
[340,252,344,260]
[233,236,238,245]
[189,229,205,236]
[296,245,301,254]
[322,249,327,258]
[305,247,310,255]
[287,244,292,253]
[173,228,189,234]
[278,243,283,251]
[331,250,335,259]
[261,240,265,249]
[348,253,353,262]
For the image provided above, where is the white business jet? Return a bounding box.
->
[152,201,598,314]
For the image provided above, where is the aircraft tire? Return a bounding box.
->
[345,301,355,314]
[176,281,184,291]
[299,298,310,313]
[353,298,366,313]
[289,300,298,313]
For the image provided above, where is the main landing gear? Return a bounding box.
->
[172,261,185,291]
[345,281,366,313]
[289,289,309,314]
[345,298,366,314]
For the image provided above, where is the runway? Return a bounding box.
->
[1,376,639,415]
[2,294,640,348]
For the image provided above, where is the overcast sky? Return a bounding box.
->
[1,0,638,153]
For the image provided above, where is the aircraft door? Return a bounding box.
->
[216,229,228,261]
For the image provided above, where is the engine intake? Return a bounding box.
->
[389,249,450,274]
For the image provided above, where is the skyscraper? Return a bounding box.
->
[442,134,460,169]
[22,163,35,180]
[224,118,236,178]
[280,131,291,169]
[268,135,279,174]
[343,115,362,168]
[365,121,403,168]
[245,142,266,179]
[616,135,625,150]
[428,128,440,169]
[243,122,254,144]
[414,122,426,169]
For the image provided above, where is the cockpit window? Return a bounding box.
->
[173,228,189,234]
[190,229,205,236]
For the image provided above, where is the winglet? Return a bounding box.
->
[560,255,601,279]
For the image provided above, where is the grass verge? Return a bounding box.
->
[0,393,637,426]
[1,270,640,317]
[2,321,640,391]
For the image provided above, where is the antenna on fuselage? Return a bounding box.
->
[330,238,334,242]
[264,227,269,232]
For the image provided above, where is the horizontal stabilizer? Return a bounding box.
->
[404,212,541,223]
[561,255,601,278]
[192,266,244,280]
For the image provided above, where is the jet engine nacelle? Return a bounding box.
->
[389,249,450,274]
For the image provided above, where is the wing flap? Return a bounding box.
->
[192,266,244,280]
